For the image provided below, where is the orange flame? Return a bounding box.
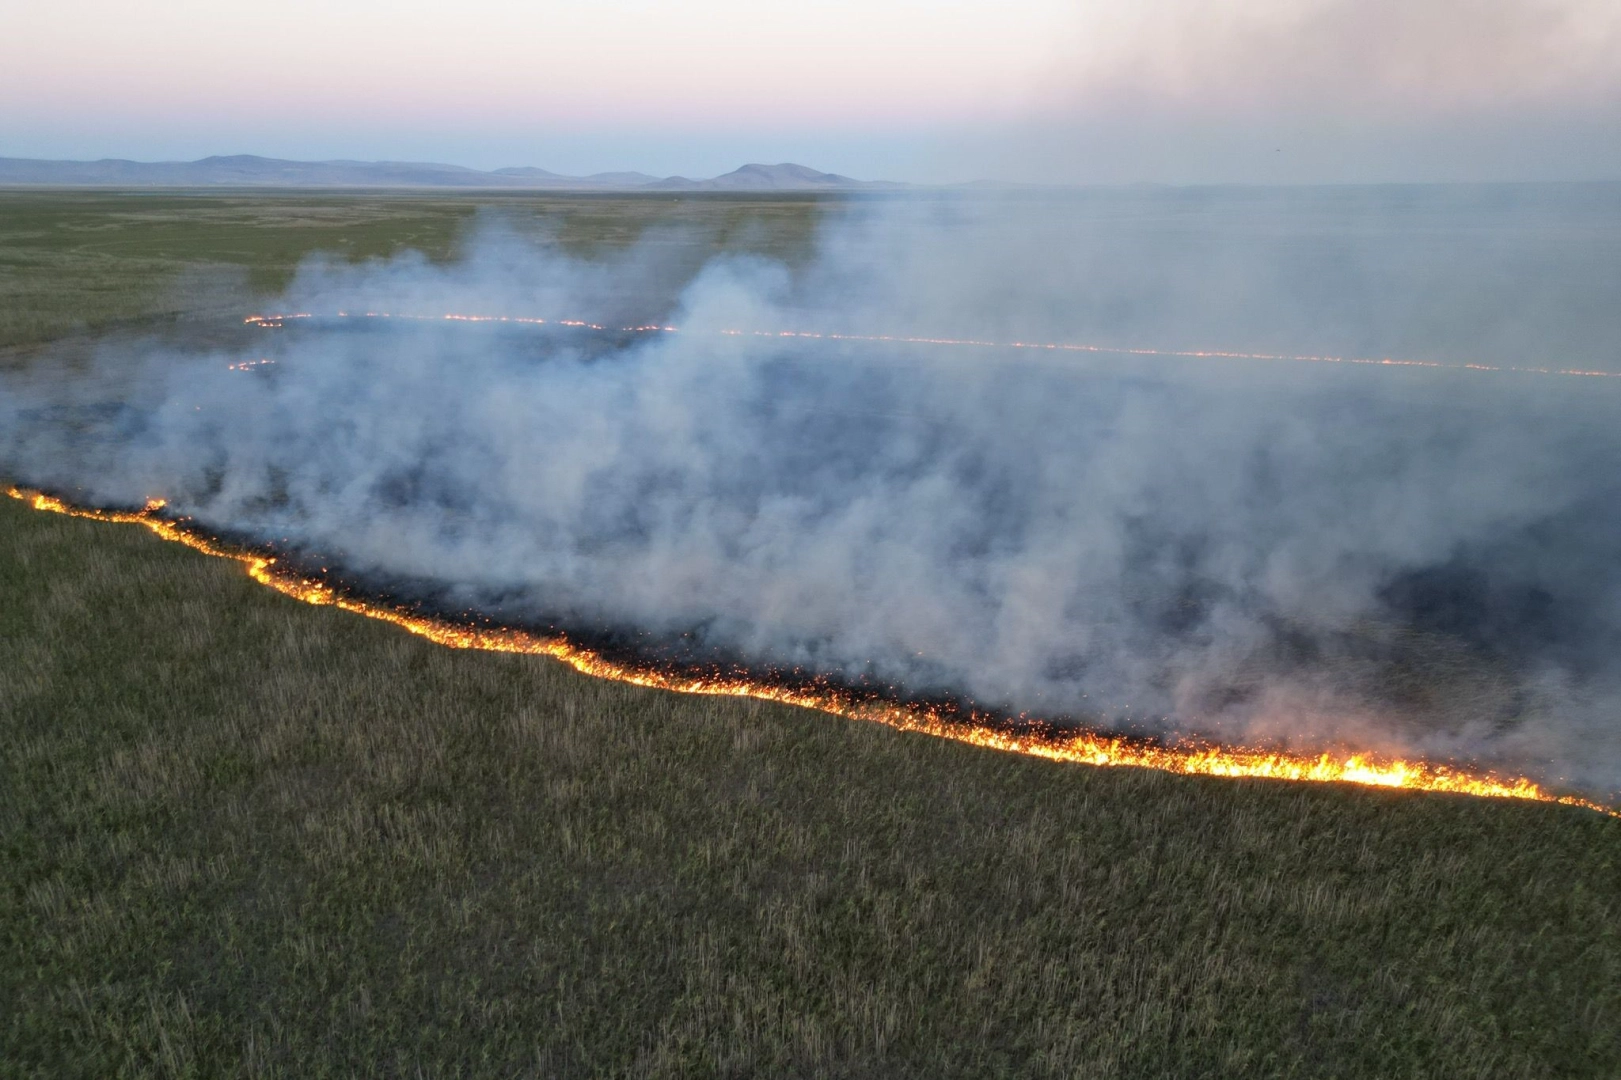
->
[9,485,1615,816]
[244,312,1621,380]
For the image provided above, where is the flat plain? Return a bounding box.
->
[2,191,1618,1078]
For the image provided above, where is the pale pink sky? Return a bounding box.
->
[3,0,1618,182]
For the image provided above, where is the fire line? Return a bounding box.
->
[9,485,1616,817]
[243,312,1621,380]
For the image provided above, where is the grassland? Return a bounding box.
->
[0,190,824,353]
[3,192,1620,1078]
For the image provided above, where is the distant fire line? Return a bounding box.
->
[9,485,1616,817]
[243,312,1621,379]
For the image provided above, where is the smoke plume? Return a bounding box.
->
[6,187,1621,791]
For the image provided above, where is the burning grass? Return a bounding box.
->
[4,189,1620,1077]
[10,485,1615,817]
[3,483,1621,1077]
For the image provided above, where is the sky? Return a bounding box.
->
[2,0,1619,183]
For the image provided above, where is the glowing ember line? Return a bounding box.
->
[9,485,1616,816]
[244,312,1621,379]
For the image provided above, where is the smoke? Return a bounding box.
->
[1002,0,1621,184]
[6,187,1621,791]
[1058,0,1621,113]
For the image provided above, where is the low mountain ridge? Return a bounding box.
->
[0,155,899,190]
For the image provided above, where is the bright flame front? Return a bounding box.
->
[8,486,1615,817]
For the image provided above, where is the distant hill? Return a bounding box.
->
[0,155,902,191]
[645,163,901,191]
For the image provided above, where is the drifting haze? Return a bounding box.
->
[6,187,1621,792]
[1018,0,1621,182]
[2,0,1617,181]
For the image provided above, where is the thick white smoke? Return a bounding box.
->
[6,189,1621,791]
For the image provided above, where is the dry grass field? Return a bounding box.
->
[2,192,1619,1078]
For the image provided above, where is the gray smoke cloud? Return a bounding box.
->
[6,187,1621,792]
[1003,0,1621,183]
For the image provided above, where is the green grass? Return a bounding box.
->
[0,190,825,352]
[2,192,1619,1077]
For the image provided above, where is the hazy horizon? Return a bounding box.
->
[4,0,1619,185]
[9,153,1621,190]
